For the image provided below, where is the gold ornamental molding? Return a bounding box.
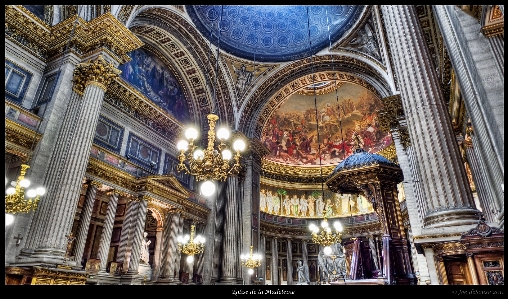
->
[137,175,189,202]
[31,266,87,285]
[6,6,144,63]
[296,81,345,96]
[261,159,335,179]
[432,242,467,257]
[377,143,398,164]
[105,79,183,141]
[86,157,138,191]
[5,118,42,157]
[72,55,121,95]
[482,5,504,37]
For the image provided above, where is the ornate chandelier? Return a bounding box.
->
[309,217,343,254]
[176,113,245,196]
[177,224,205,263]
[240,245,262,275]
[5,163,46,216]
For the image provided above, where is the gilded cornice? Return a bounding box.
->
[5,118,42,156]
[482,5,504,37]
[326,164,403,194]
[260,176,328,191]
[87,157,138,191]
[432,242,467,257]
[414,233,462,241]
[261,219,382,238]
[72,55,121,95]
[342,221,383,237]
[296,81,345,96]
[105,78,182,141]
[31,266,87,285]
[137,175,189,202]
[6,6,143,63]
[261,159,335,183]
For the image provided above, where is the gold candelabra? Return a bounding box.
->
[176,113,245,195]
[177,224,205,263]
[241,246,262,275]
[5,164,46,214]
[309,217,343,251]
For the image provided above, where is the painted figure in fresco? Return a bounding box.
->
[266,191,274,214]
[324,199,334,217]
[283,195,292,216]
[316,195,324,217]
[307,195,316,217]
[291,194,299,217]
[299,195,308,217]
[260,189,267,212]
[273,192,281,215]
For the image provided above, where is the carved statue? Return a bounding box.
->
[140,232,151,265]
[296,260,308,283]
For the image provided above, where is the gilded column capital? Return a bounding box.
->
[90,180,103,188]
[72,55,121,95]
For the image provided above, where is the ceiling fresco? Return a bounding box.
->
[186,5,365,62]
[261,82,392,168]
[118,48,191,123]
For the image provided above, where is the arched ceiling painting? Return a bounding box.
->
[186,5,365,62]
[118,48,191,123]
[261,82,392,167]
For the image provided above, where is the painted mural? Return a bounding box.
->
[118,48,190,122]
[261,82,392,167]
[259,186,374,218]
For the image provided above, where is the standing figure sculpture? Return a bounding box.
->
[296,260,308,284]
[140,232,151,265]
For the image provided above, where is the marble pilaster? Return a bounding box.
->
[96,189,120,271]
[271,237,278,285]
[286,239,293,285]
[72,180,100,264]
[220,175,240,283]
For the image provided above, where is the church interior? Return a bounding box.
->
[4,5,504,286]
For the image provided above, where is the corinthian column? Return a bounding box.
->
[271,237,279,285]
[21,55,121,264]
[286,239,293,285]
[72,180,101,264]
[380,6,479,231]
[96,189,120,271]
[220,175,240,283]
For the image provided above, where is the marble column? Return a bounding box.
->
[96,189,120,272]
[158,211,180,282]
[212,181,226,282]
[433,6,504,226]
[174,215,184,281]
[271,237,279,285]
[259,234,266,282]
[382,234,392,284]
[194,223,206,283]
[116,197,149,275]
[466,253,479,285]
[301,239,309,283]
[436,256,449,285]
[20,55,120,264]
[72,180,100,264]
[220,175,240,283]
[286,239,293,285]
[381,6,479,231]
[151,227,163,281]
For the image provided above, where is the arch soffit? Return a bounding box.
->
[147,205,165,228]
[125,6,235,127]
[239,54,393,139]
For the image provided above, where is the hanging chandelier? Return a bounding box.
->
[176,114,246,196]
[176,5,245,196]
[305,5,343,256]
[309,217,343,254]
[177,224,205,263]
[240,245,262,275]
[5,163,46,216]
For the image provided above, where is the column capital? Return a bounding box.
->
[72,55,121,95]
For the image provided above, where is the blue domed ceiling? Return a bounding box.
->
[186,5,365,62]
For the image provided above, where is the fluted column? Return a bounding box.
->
[221,176,240,283]
[466,253,480,285]
[159,211,180,282]
[72,180,100,264]
[96,189,120,271]
[173,215,184,281]
[286,239,293,285]
[433,6,504,226]
[436,256,449,285]
[116,197,149,275]
[22,55,120,263]
[381,6,479,230]
[463,131,497,223]
[259,234,266,282]
[157,211,173,280]
[194,223,206,283]
[212,181,226,282]
[301,239,309,283]
[271,237,278,285]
